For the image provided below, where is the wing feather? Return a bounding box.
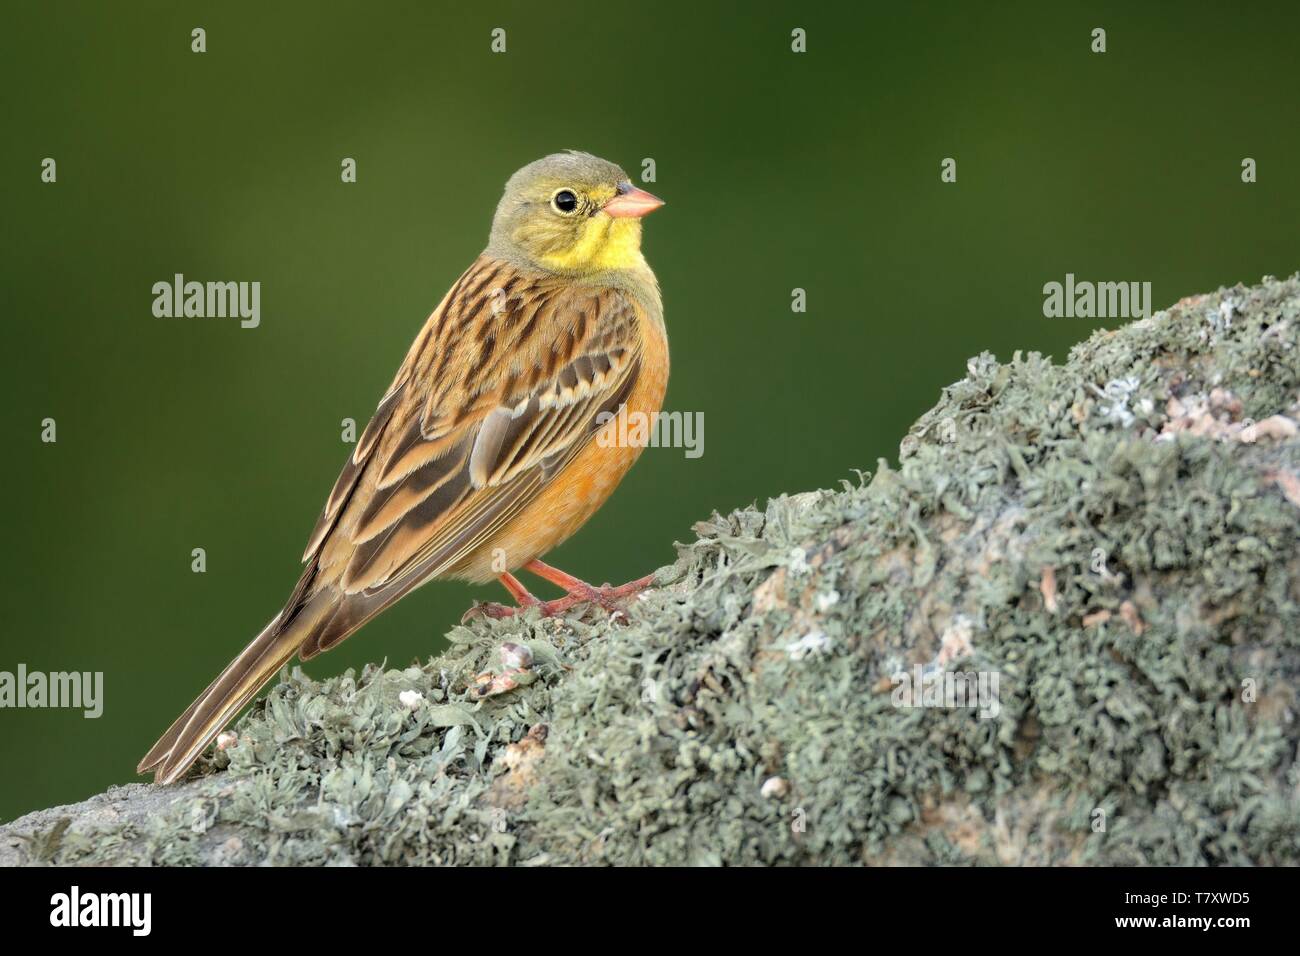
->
[289,255,644,640]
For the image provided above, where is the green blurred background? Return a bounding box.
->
[2,1,1297,822]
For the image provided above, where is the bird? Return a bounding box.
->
[138,151,667,784]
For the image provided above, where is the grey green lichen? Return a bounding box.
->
[6,276,1299,866]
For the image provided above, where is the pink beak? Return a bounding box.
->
[603,183,665,219]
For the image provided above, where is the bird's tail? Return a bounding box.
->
[136,598,332,784]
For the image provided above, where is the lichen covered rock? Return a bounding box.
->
[5,276,1299,866]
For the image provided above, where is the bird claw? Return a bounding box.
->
[564,575,654,614]
[462,594,578,622]
[467,573,655,624]
[462,602,526,623]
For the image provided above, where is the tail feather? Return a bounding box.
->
[139,547,457,784]
[137,597,333,784]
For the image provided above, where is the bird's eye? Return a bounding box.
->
[551,189,579,214]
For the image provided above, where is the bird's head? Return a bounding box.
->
[488,151,664,276]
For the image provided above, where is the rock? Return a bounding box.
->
[3,276,1298,866]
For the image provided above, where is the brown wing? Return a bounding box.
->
[284,255,643,658]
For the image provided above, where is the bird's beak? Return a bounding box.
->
[603,184,665,219]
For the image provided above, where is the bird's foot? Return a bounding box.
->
[522,561,655,621]
[524,559,655,621]
[469,593,583,621]
[463,572,548,622]
[551,575,655,616]
[463,562,654,623]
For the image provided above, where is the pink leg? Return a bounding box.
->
[465,561,655,622]
[524,559,656,609]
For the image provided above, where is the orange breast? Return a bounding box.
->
[451,300,669,583]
